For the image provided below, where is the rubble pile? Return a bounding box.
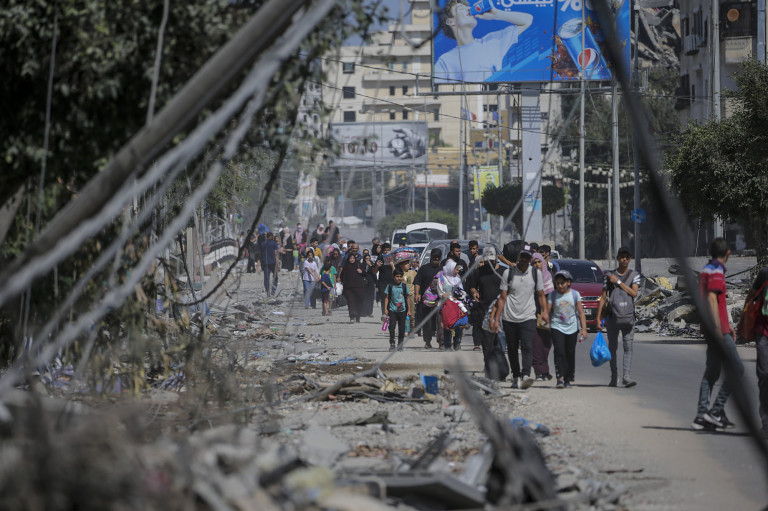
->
[633,266,756,341]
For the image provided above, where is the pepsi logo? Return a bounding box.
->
[578,49,597,68]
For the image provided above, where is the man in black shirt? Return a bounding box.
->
[467,247,506,370]
[468,239,480,267]
[414,248,443,348]
[373,242,395,318]
[441,240,468,275]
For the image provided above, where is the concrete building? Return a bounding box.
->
[676,0,766,122]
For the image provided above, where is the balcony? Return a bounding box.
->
[683,34,702,55]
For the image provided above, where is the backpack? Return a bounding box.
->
[442,296,468,329]
[387,283,407,312]
[606,269,638,325]
[423,290,439,307]
[737,280,768,342]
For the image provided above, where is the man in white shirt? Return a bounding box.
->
[490,245,548,389]
[435,0,532,83]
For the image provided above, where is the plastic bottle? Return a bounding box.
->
[381,316,390,331]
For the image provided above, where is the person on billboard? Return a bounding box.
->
[435,0,532,83]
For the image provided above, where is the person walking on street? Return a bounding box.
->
[547,270,587,389]
[362,253,377,317]
[260,232,279,296]
[532,252,555,380]
[744,266,768,437]
[373,242,395,318]
[397,257,418,333]
[384,269,412,351]
[437,259,465,351]
[320,259,334,317]
[490,245,547,389]
[596,246,641,388]
[466,247,506,370]
[341,253,366,323]
[245,233,259,274]
[414,248,443,349]
[690,238,744,431]
[280,227,295,272]
[468,240,480,267]
[302,248,320,309]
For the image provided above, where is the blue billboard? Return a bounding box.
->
[432,0,630,84]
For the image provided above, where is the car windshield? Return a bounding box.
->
[557,261,603,283]
[406,231,430,244]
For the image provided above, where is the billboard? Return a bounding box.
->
[431,0,630,84]
[474,166,500,199]
[329,121,428,167]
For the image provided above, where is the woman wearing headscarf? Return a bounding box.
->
[280,227,295,272]
[532,252,556,381]
[340,253,366,323]
[294,223,307,267]
[362,253,377,317]
[438,259,466,351]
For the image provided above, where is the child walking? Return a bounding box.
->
[320,258,334,317]
[547,270,588,389]
[384,269,412,351]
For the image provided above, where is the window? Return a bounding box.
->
[343,111,356,122]
[342,86,355,99]
[402,110,409,120]
[433,108,440,121]
[402,85,409,95]
[402,62,408,71]
[691,84,695,106]
[390,112,396,120]
[389,62,395,71]
[483,104,498,113]
[390,86,396,96]
[342,62,355,74]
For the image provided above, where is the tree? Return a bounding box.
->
[481,182,565,237]
[667,59,768,264]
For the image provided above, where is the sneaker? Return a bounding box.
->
[521,376,535,389]
[511,378,520,389]
[535,375,547,381]
[453,343,461,351]
[623,377,637,388]
[564,381,572,388]
[608,379,617,387]
[473,346,482,351]
[691,416,718,431]
[389,344,396,352]
[545,373,554,380]
[706,410,734,429]
[397,344,404,352]
[556,379,565,389]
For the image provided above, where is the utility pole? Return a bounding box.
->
[632,1,642,273]
[497,91,504,242]
[607,175,613,260]
[425,167,430,221]
[459,107,465,238]
[578,79,586,259]
[611,81,621,255]
[711,0,724,238]
[759,0,766,63]
[578,2,587,259]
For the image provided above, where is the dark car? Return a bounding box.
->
[417,239,501,268]
[550,259,605,331]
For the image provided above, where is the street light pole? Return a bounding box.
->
[632,1,641,273]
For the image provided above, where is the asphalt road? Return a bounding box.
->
[245,270,768,509]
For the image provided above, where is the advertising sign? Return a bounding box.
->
[431,0,630,84]
[474,165,500,199]
[329,121,428,167]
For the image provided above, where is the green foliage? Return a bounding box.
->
[376,209,459,240]
[667,59,768,257]
[481,182,565,234]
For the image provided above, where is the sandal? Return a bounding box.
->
[473,346,481,351]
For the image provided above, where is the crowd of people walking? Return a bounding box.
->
[240,223,768,436]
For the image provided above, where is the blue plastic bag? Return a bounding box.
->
[589,331,612,367]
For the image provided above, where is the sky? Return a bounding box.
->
[345,0,407,46]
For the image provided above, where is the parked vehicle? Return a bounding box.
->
[392,222,449,256]
[550,259,605,331]
[418,239,501,268]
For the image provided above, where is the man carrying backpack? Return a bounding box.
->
[490,244,548,389]
[745,266,768,437]
[596,246,641,388]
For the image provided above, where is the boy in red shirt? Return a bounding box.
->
[691,238,745,431]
